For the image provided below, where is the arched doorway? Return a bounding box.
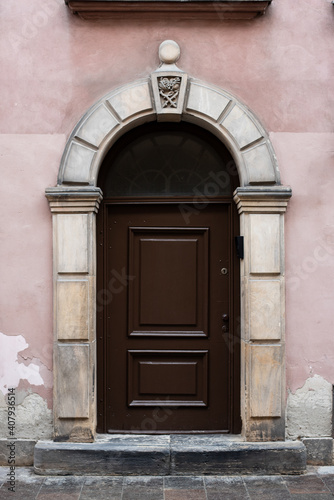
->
[46,40,291,442]
[96,121,241,433]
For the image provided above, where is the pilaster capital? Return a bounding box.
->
[233,186,292,214]
[45,187,103,214]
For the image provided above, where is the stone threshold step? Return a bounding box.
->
[34,434,307,476]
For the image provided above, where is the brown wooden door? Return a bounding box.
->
[97,201,240,433]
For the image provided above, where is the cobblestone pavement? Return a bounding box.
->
[1,467,334,499]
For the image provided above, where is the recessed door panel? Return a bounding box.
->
[128,227,209,336]
[128,350,208,406]
[139,238,197,325]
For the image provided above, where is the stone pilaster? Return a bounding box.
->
[45,187,103,442]
[234,186,292,441]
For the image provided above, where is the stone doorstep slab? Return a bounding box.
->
[170,436,306,476]
[34,435,307,476]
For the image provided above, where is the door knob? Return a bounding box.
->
[222,314,229,322]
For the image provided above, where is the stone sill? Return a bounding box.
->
[34,436,306,475]
[65,0,272,20]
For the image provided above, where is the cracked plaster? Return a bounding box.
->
[0,392,52,439]
[286,375,333,440]
[0,332,53,439]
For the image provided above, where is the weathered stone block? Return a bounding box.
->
[245,416,286,442]
[34,436,170,475]
[249,213,280,274]
[187,83,230,121]
[249,280,281,340]
[170,436,306,475]
[57,344,89,419]
[249,345,282,417]
[243,143,276,184]
[108,82,153,121]
[63,142,95,184]
[302,437,333,466]
[34,435,307,476]
[57,214,89,273]
[57,280,89,340]
[222,105,262,149]
[76,104,118,148]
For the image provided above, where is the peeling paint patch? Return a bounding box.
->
[286,374,333,440]
[0,332,44,394]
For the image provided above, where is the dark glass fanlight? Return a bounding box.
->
[101,122,236,198]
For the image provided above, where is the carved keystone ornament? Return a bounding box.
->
[151,40,188,121]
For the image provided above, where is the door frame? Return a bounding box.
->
[46,45,291,442]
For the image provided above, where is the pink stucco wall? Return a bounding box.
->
[1,0,334,410]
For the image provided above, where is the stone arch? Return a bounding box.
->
[57,78,280,189]
[46,41,291,443]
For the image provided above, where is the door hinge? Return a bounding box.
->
[235,236,244,259]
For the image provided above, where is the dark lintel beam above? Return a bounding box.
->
[65,0,272,20]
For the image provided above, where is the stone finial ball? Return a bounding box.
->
[159,40,181,64]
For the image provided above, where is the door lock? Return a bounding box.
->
[222,313,229,334]
[220,267,228,275]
